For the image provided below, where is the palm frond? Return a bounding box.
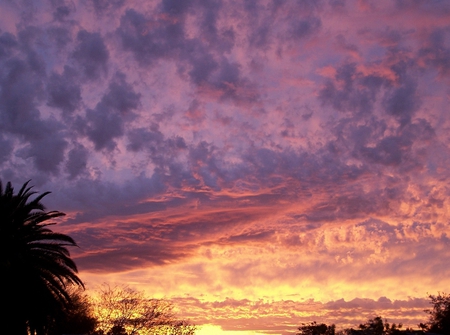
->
[0,179,84,334]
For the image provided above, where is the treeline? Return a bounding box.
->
[297,293,450,335]
[49,284,197,335]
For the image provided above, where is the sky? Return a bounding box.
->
[1,0,450,334]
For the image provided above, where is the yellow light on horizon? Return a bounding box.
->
[196,324,271,335]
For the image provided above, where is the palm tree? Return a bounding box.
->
[0,180,84,335]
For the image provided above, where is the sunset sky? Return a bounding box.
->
[1,0,450,334]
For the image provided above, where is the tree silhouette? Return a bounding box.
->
[47,286,97,335]
[0,180,84,335]
[332,316,402,335]
[92,284,197,335]
[297,321,335,335]
[420,292,450,334]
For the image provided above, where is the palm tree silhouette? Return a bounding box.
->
[0,180,84,335]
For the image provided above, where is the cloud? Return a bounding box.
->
[80,72,140,151]
[117,8,183,66]
[383,80,420,126]
[47,66,81,114]
[170,295,430,333]
[419,28,450,76]
[1,2,450,333]
[72,30,109,80]
[65,143,89,179]
[0,134,13,162]
[21,129,68,174]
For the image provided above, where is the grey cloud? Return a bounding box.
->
[66,143,89,179]
[329,0,346,9]
[47,26,72,49]
[190,53,258,103]
[0,57,46,140]
[118,7,256,104]
[0,134,13,163]
[0,32,18,59]
[85,106,123,151]
[73,231,192,272]
[183,40,218,85]
[127,125,164,152]
[83,72,140,150]
[49,173,167,219]
[395,0,450,14]
[72,30,109,80]
[319,63,384,114]
[289,16,321,40]
[197,1,226,49]
[21,129,68,174]
[358,119,435,167]
[160,0,194,16]
[52,5,72,22]
[90,0,125,14]
[0,26,80,174]
[118,9,184,66]
[126,125,187,169]
[101,72,141,114]
[383,80,420,126]
[225,230,276,243]
[360,136,405,166]
[419,28,450,75]
[248,24,271,49]
[47,66,81,114]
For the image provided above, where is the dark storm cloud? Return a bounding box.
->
[72,30,109,80]
[81,72,140,150]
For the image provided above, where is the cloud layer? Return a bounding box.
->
[1,0,450,333]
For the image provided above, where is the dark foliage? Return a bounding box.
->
[297,321,335,335]
[420,292,450,334]
[0,180,84,335]
[47,286,97,335]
